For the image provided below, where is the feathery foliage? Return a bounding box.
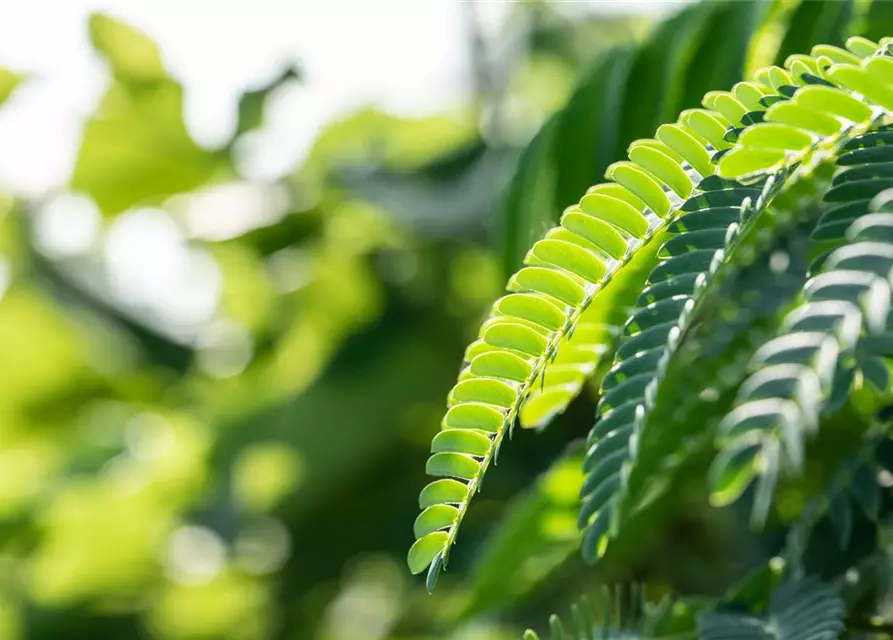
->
[698,578,845,640]
[406,3,893,639]
[521,585,680,640]
[410,58,732,586]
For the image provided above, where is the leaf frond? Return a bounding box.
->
[582,35,893,562]
[712,179,893,526]
[523,584,687,640]
[410,35,811,588]
[697,576,844,640]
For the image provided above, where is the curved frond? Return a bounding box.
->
[697,577,844,640]
[579,175,771,561]
[580,36,893,563]
[522,585,683,640]
[410,41,793,587]
[711,174,893,526]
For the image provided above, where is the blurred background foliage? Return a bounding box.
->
[0,1,890,639]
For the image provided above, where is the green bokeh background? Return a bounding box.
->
[0,2,889,639]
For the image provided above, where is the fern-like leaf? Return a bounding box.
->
[582,36,893,562]
[712,168,893,526]
[523,585,682,640]
[697,577,844,640]
[409,41,774,588]
[411,31,893,590]
[579,175,770,561]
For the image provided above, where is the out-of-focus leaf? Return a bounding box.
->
[337,145,514,238]
[773,0,854,67]
[698,577,845,640]
[678,1,767,111]
[72,13,225,215]
[24,224,193,371]
[528,7,649,68]
[89,13,165,81]
[863,0,893,42]
[553,48,634,213]
[615,2,716,155]
[0,67,22,107]
[744,1,801,76]
[0,287,96,413]
[147,571,272,640]
[232,65,301,141]
[499,117,558,275]
[44,272,193,371]
[307,107,477,172]
[498,47,634,274]
[525,585,700,640]
[216,329,460,522]
[458,447,584,618]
